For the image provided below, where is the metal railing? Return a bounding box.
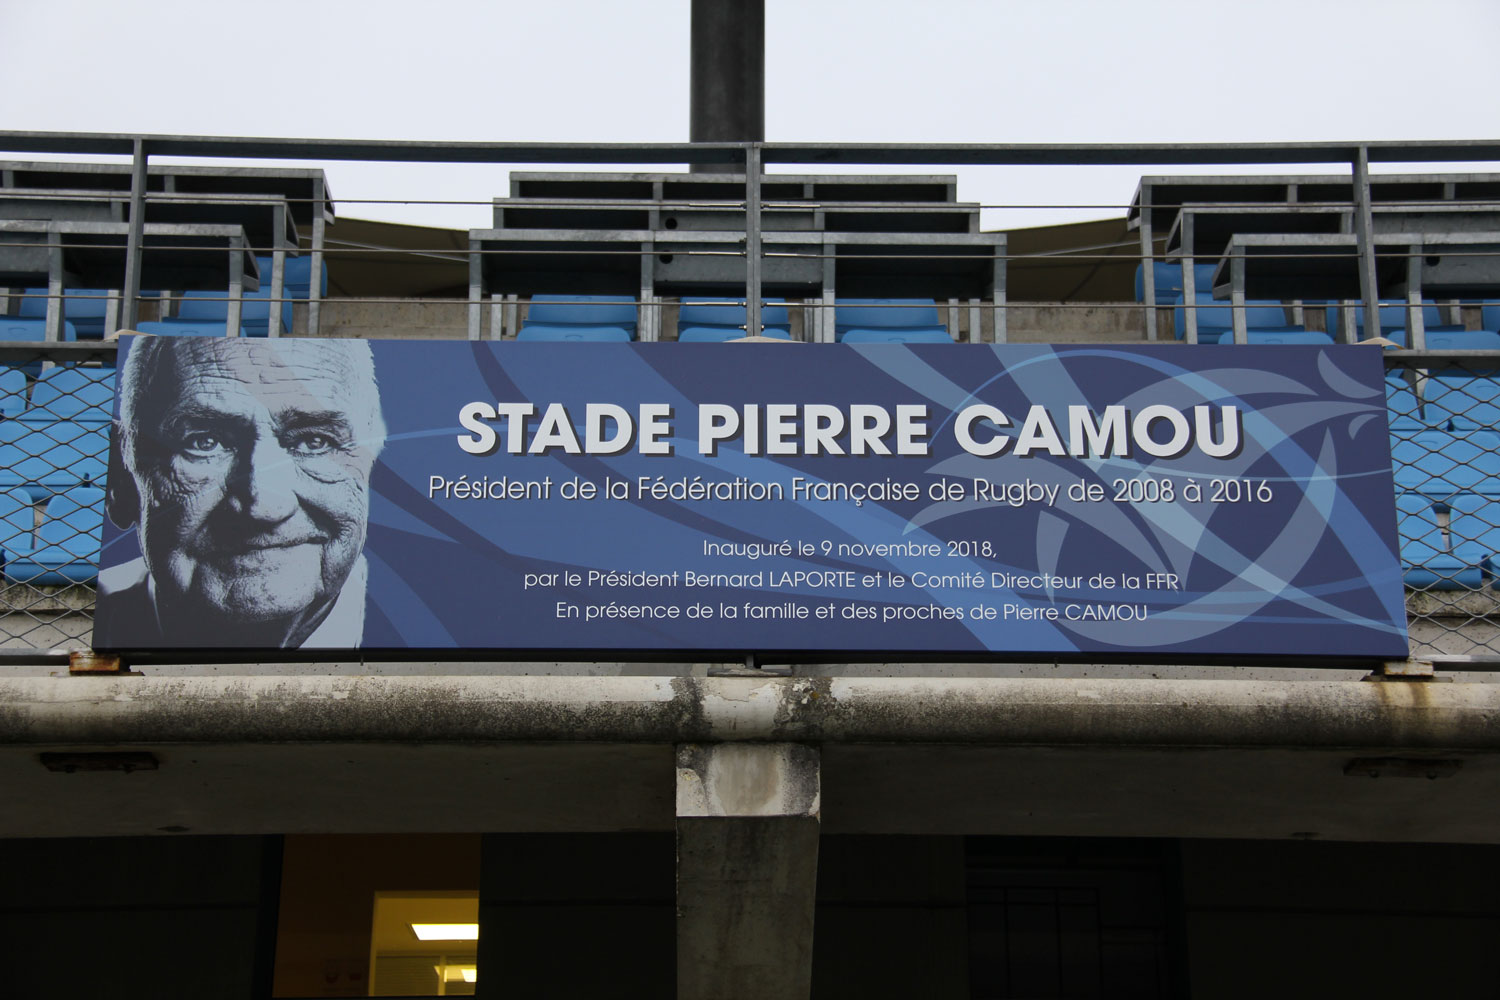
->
[4,131,1500,666]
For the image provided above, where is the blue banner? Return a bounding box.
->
[94,337,1407,657]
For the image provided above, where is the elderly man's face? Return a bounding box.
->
[125,339,382,627]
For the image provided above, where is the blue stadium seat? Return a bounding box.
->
[1384,375,1425,431]
[3,487,104,585]
[516,325,634,342]
[0,368,29,418]
[0,316,78,342]
[174,289,291,338]
[519,294,637,341]
[134,319,250,338]
[0,489,36,567]
[25,367,115,423]
[17,288,113,339]
[834,298,948,342]
[1173,294,1301,342]
[677,297,791,340]
[1422,375,1500,430]
[1424,329,1500,351]
[1481,303,1500,333]
[842,328,955,344]
[0,419,110,499]
[1227,330,1334,345]
[1396,492,1485,589]
[1450,493,1500,589]
[1323,303,1461,344]
[1133,262,1216,303]
[263,255,326,300]
[1389,429,1500,498]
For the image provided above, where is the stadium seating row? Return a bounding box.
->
[516,296,956,342]
[0,487,101,586]
[1140,264,1500,344]
[4,255,325,340]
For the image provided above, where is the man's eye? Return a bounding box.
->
[287,432,336,456]
[181,433,222,457]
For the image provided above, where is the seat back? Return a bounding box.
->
[1424,329,1500,351]
[1174,294,1288,340]
[1241,330,1333,345]
[834,298,942,331]
[842,328,953,344]
[0,317,77,342]
[0,489,35,558]
[176,290,292,337]
[26,367,116,422]
[678,297,791,328]
[524,295,638,330]
[0,368,29,418]
[17,289,112,338]
[515,325,633,343]
[1423,375,1500,430]
[1389,429,1500,498]
[1384,375,1425,430]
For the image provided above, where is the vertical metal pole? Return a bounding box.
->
[122,138,148,330]
[1352,147,1382,343]
[309,176,328,336]
[503,294,518,340]
[1181,214,1198,344]
[1406,249,1427,351]
[745,143,762,337]
[641,237,658,342]
[819,240,835,342]
[992,241,1007,343]
[1139,203,1158,340]
[45,231,64,342]
[467,238,482,341]
[226,245,245,337]
[1230,250,1248,345]
[268,202,287,337]
[489,293,504,340]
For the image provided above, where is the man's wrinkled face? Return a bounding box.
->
[124,339,383,625]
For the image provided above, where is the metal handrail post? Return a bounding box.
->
[745,143,762,337]
[1352,146,1382,342]
[122,138,147,330]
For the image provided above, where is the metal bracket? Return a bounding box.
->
[708,653,791,677]
[1363,659,1446,681]
[68,650,129,675]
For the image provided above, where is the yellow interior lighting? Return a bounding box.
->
[411,922,479,941]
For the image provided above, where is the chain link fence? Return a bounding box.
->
[0,340,1497,663]
[0,346,113,651]
[1387,351,1500,660]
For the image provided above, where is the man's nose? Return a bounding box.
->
[233,436,298,522]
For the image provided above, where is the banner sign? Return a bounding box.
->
[94,337,1407,657]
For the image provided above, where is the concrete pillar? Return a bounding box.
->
[676,742,820,1000]
[690,0,765,173]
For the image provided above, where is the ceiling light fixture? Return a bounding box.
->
[411,923,479,941]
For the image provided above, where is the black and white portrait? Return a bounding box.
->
[99,337,386,648]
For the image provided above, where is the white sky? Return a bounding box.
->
[4,0,1498,233]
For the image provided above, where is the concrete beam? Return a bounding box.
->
[676,743,820,1000]
[4,673,1500,750]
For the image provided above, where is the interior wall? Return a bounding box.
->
[477,833,676,999]
[0,834,276,1000]
[271,833,480,998]
[1182,839,1500,999]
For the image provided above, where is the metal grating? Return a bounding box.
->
[0,350,112,651]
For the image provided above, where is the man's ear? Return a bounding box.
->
[105,426,140,530]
